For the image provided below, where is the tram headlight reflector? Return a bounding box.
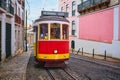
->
[54,50,58,54]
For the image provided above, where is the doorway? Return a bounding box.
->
[71,40,75,49]
[6,23,11,58]
[0,21,1,61]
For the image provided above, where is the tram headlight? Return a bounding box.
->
[54,50,58,54]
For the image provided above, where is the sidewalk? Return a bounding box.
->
[0,50,31,80]
[71,51,120,70]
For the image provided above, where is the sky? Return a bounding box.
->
[26,0,59,24]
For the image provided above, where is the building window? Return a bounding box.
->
[66,4,69,12]
[72,21,75,35]
[18,8,20,16]
[66,4,69,17]
[15,3,17,14]
[61,7,64,12]
[6,0,11,9]
[72,1,76,16]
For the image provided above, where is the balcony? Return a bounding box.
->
[94,0,110,6]
[78,0,110,13]
[15,14,21,25]
[0,0,14,15]
[82,0,92,9]
[94,0,102,5]
[22,1,25,9]
[78,0,93,13]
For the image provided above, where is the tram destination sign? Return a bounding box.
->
[41,11,68,17]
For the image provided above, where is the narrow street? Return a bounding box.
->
[26,50,120,80]
[0,0,120,80]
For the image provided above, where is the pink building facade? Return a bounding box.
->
[58,0,79,49]
[79,8,114,43]
[59,0,120,59]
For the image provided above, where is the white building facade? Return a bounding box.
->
[0,0,25,62]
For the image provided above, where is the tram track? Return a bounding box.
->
[45,68,80,80]
[62,68,79,80]
[45,67,91,80]
[70,56,120,70]
[70,56,120,80]
[45,68,56,80]
[62,67,91,80]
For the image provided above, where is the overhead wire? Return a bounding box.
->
[42,0,47,10]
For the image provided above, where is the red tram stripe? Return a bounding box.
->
[38,41,69,54]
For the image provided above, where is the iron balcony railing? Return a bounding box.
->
[78,0,110,12]
[94,0,109,5]
[94,0,102,5]
[78,0,93,11]
[15,14,21,24]
[82,0,92,9]
[0,0,14,15]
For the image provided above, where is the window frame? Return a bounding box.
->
[62,24,69,40]
[61,7,64,12]
[72,1,76,16]
[71,21,75,35]
[50,23,61,40]
[38,23,48,40]
[38,23,69,40]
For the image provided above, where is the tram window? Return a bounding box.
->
[62,25,68,40]
[50,23,60,39]
[39,24,48,40]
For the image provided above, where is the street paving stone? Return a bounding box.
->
[0,50,31,80]
[0,49,120,80]
[71,51,120,69]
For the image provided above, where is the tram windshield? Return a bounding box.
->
[50,23,60,39]
[39,23,69,40]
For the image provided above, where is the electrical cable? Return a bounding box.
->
[42,0,47,10]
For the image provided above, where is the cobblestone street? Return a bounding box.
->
[0,50,31,80]
[0,48,120,80]
[26,49,120,80]
[0,0,120,80]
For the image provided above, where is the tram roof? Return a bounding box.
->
[34,11,69,23]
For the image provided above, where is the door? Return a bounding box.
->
[71,40,75,49]
[0,21,1,61]
[6,23,11,58]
